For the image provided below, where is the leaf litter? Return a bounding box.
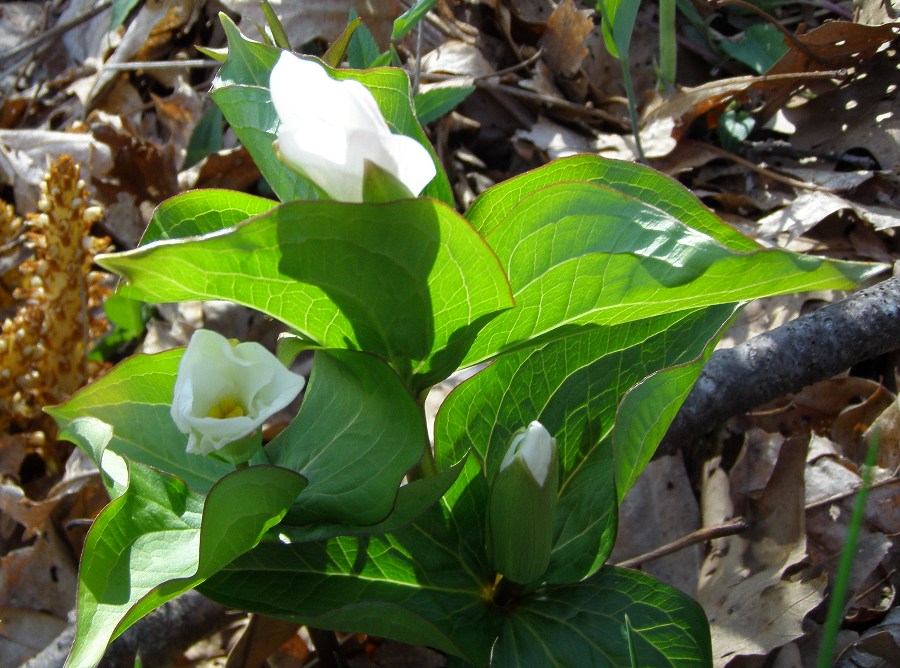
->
[1,0,899,666]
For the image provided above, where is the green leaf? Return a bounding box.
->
[199,468,500,666]
[269,350,427,525]
[141,189,275,246]
[59,418,128,498]
[347,14,381,69]
[610,305,735,500]
[89,294,150,361]
[323,16,361,67]
[414,85,475,125]
[211,15,453,205]
[47,350,232,493]
[260,0,291,50]
[598,0,640,60]
[109,0,140,30]
[720,23,788,74]
[99,198,513,390]
[463,179,882,365]
[436,305,736,583]
[67,463,306,668]
[717,105,755,152]
[492,566,712,667]
[392,0,438,41]
[276,458,465,543]
[183,105,224,168]
[465,155,757,251]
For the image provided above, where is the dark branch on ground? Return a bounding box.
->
[658,274,900,456]
[23,591,232,668]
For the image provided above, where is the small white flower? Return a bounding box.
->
[269,51,436,202]
[171,329,305,455]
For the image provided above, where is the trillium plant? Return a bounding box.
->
[51,14,884,668]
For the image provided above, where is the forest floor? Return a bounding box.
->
[1,1,899,666]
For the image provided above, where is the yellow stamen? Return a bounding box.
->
[208,397,246,419]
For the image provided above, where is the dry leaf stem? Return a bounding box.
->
[616,517,750,569]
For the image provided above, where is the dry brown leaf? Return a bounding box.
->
[0,525,77,617]
[225,614,304,668]
[835,608,900,667]
[611,455,702,596]
[151,76,204,166]
[762,20,900,115]
[538,0,593,77]
[90,111,180,208]
[785,46,899,172]
[0,606,68,666]
[421,40,495,77]
[0,130,113,211]
[699,439,825,666]
[179,146,263,194]
[220,0,397,49]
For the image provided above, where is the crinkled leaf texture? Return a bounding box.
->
[98,197,514,391]
[211,14,453,205]
[58,417,306,668]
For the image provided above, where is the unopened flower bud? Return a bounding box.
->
[487,421,559,585]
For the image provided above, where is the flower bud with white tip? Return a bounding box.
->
[487,421,559,585]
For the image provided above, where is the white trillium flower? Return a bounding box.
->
[269,51,436,202]
[171,329,305,456]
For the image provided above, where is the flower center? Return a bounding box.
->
[207,396,246,419]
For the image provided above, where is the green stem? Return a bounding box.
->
[816,431,880,668]
[658,0,677,90]
[407,397,437,481]
[619,55,646,163]
[408,441,437,481]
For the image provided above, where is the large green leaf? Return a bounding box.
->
[47,350,231,493]
[492,566,712,667]
[436,304,736,584]
[98,198,513,389]
[67,460,306,668]
[463,180,881,365]
[465,154,757,252]
[141,189,275,245]
[212,15,453,205]
[269,350,427,525]
[199,469,500,666]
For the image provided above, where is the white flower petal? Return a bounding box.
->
[171,329,305,455]
[269,51,435,201]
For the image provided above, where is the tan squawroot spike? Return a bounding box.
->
[0,155,111,434]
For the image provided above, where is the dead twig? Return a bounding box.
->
[0,1,113,65]
[701,142,834,192]
[419,72,629,128]
[616,517,750,569]
[805,475,900,512]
